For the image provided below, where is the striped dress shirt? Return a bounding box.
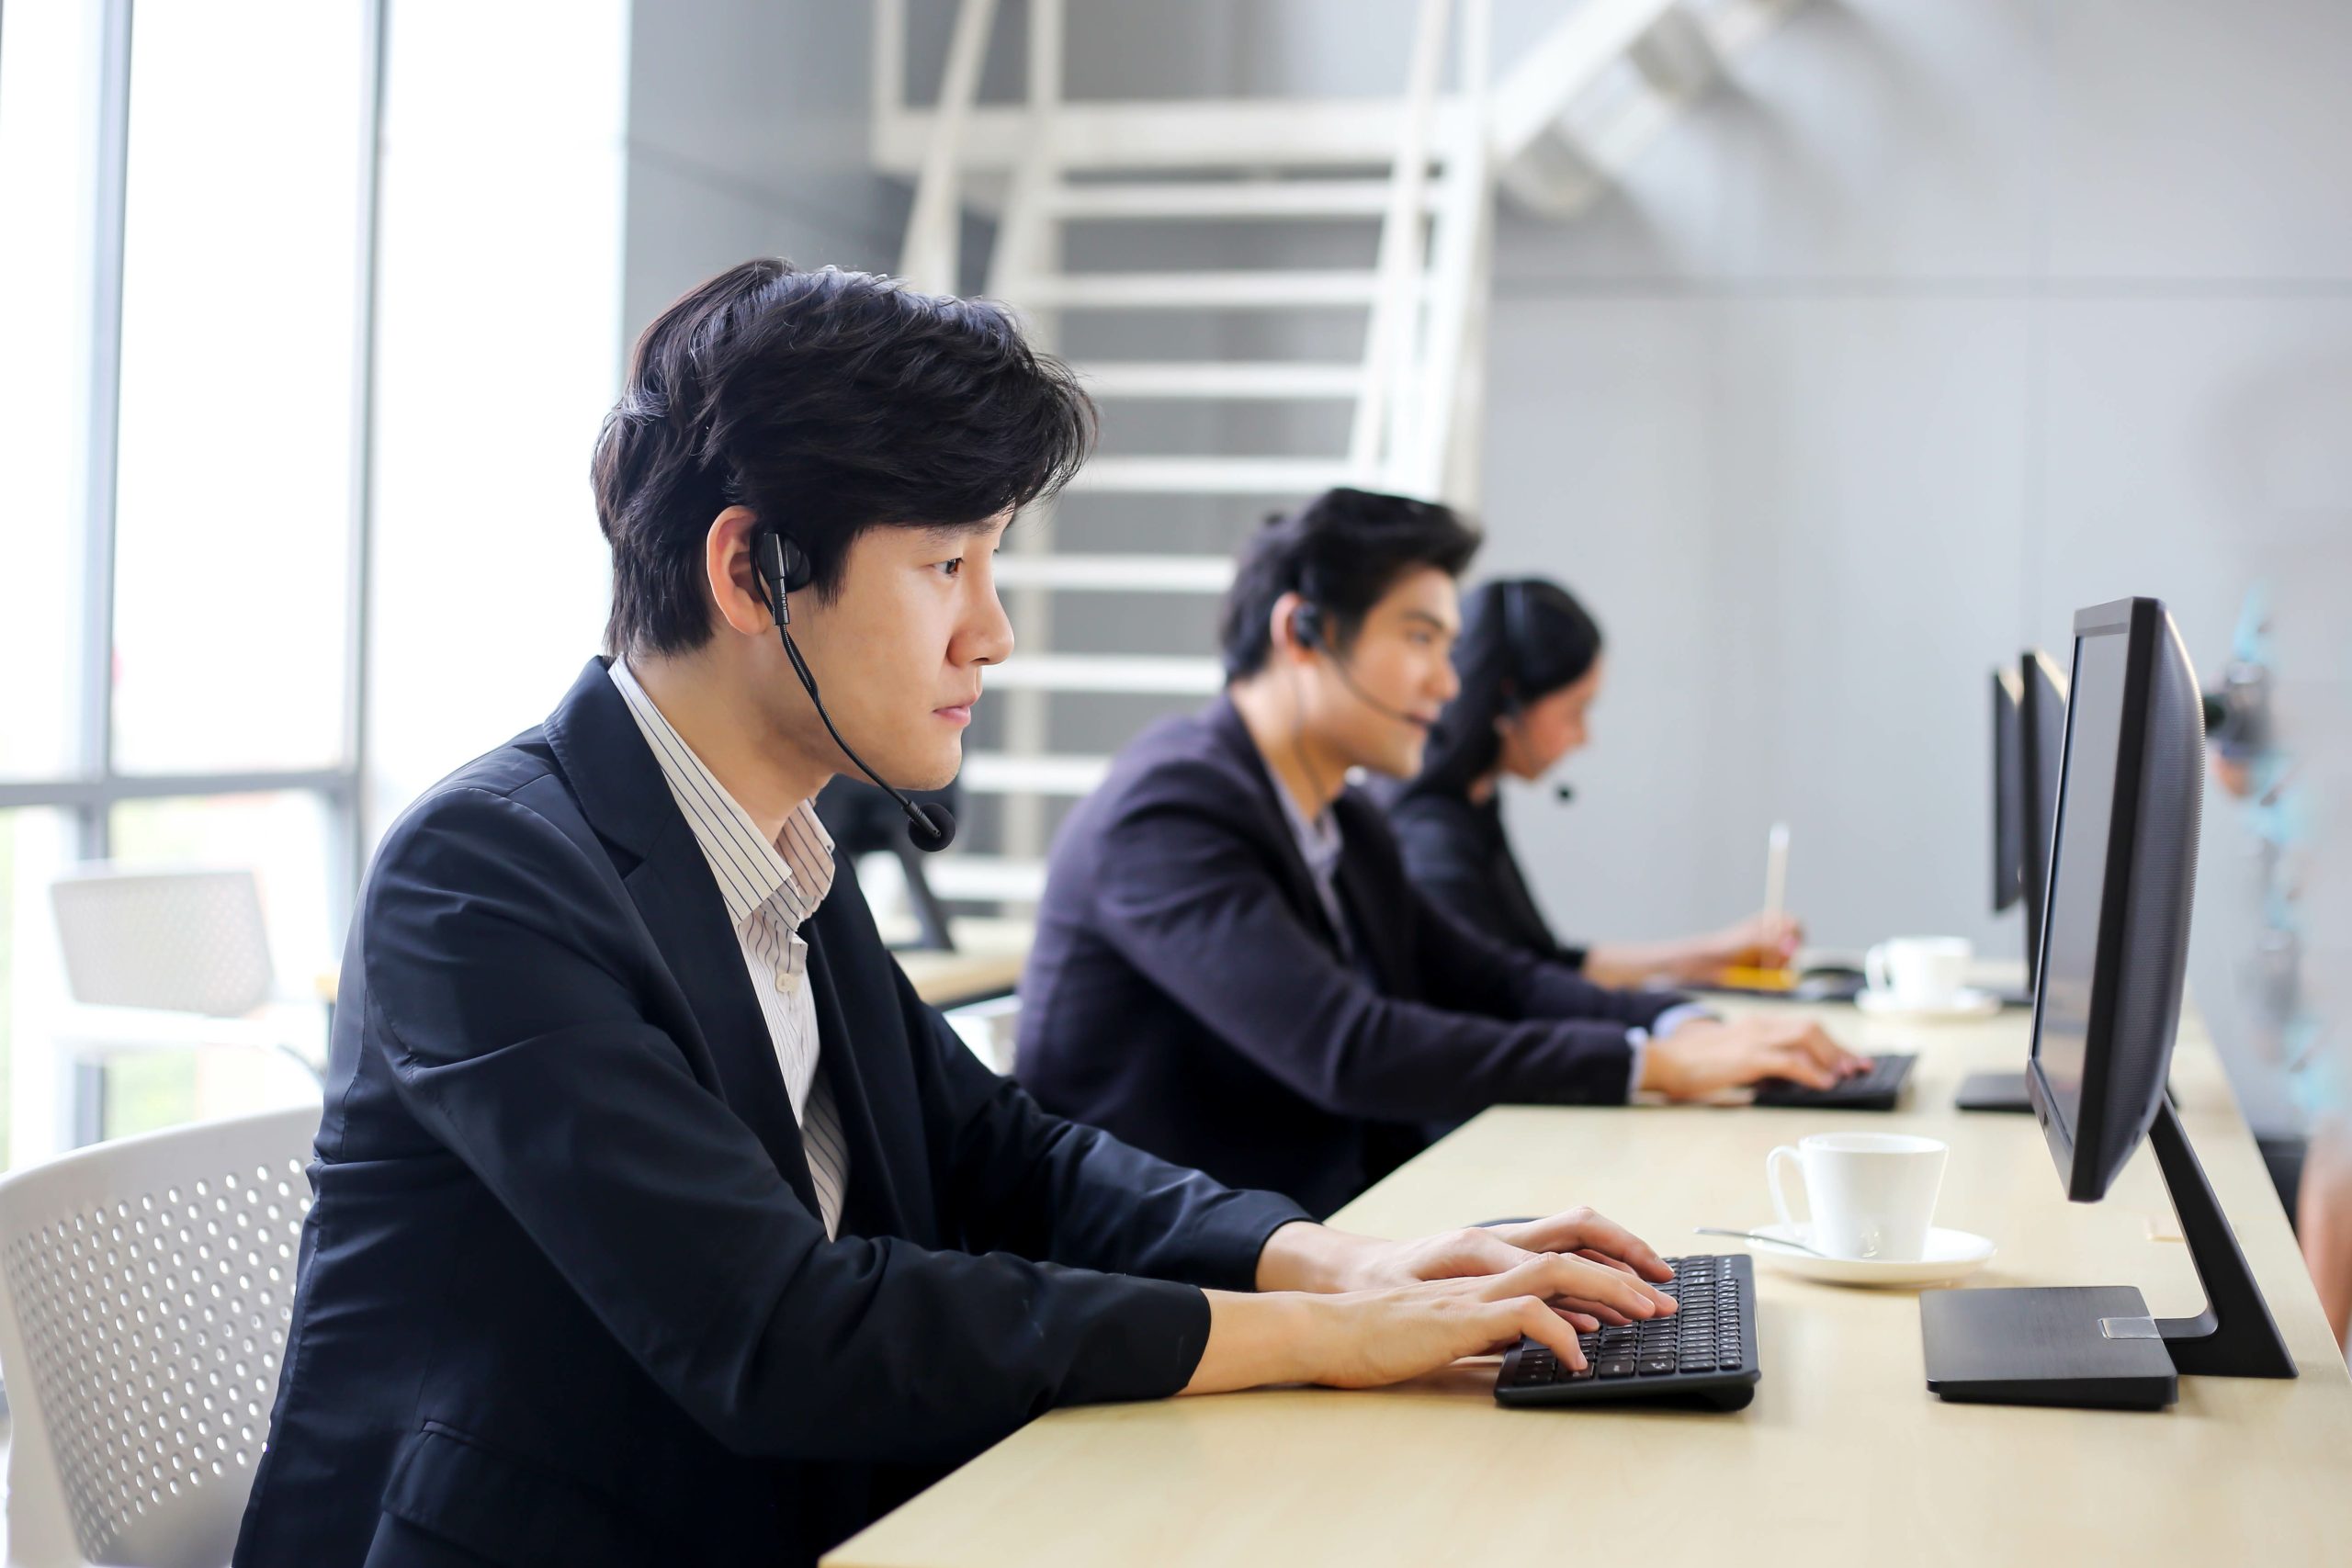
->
[607,658,848,1237]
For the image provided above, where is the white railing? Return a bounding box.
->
[894,0,999,294]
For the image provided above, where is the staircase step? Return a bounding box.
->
[923,855,1048,906]
[992,554,1234,593]
[958,753,1113,796]
[1065,456,1354,496]
[1021,270,1385,310]
[1080,362,1365,400]
[987,654,1224,694]
[1045,178,1432,220]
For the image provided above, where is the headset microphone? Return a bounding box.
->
[1555,784,1576,804]
[756,530,956,853]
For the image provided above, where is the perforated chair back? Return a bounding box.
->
[0,1107,320,1568]
[49,870,275,1020]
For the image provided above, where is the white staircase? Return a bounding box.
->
[874,0,1802,908]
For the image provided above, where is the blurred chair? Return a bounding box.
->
[0,1105,318,1568]
[47,870,325,1137]
[815,777,963,952]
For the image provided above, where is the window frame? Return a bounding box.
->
[0,0,387,1144]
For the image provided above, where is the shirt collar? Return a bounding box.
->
[606,657,835,933]
[1271,771,1345,886]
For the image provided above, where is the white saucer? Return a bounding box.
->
[1854,986,2002,1021]
[1739,1222,1996,1289]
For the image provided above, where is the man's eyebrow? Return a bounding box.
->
[1397,608,1457,634]
[909,520,1004,550]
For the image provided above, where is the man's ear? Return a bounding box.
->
[706,505,773,637]
[1267,590,1312,666]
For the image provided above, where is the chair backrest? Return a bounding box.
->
[0,1107,320,1568]
[49,869,275,1019]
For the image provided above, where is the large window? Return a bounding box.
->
[0,0,380,1163]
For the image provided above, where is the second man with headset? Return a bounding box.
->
[1016,489,1862,1216]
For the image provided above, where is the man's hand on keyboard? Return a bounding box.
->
[1255,1208,1679,1327]
[1641,1014,1868,1099]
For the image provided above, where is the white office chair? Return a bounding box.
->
[47,869,322,1089]
[0,1107,319,1568]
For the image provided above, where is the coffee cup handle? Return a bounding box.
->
[1864,942,1892,995]
[1767,1145,1806,1231]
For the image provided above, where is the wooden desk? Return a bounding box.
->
[893,918,1033,1011]
[829,995,2352,1566]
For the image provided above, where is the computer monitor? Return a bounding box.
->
[2016,649,2069,984]
[1922,597,2295,1409]
[1990,666,2025,915]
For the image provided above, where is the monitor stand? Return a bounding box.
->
[1921,1098,2297,1409]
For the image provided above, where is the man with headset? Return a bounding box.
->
[1015,489,1861,1216]
[233,267,1683,1568]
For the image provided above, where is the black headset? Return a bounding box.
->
[753,528,956,852]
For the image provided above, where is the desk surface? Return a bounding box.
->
[828,992,2352,1566]
[892,918,1032,1010]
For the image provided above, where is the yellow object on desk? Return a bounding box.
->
[827,991,2352,1568]
[1713,964,1796,993]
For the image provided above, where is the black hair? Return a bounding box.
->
[1217,487,1483,681]
[1397,577,1604,802]
[592,259,1095,657]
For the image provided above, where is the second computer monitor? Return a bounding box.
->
[2026,600,2202,1201]
[1991,666,2026,914]
[2017,649,2070,985]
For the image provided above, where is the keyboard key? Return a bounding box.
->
[1596,1359,1636,1379]
[1637,1356,1677,1376]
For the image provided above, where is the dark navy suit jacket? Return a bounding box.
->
[234,661,1307,1568]
[1014,698,1684,1218]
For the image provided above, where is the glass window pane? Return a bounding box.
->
[109,1,369,774]
[2,808,78,1170]
[109,791,341,990]
[0,0,104,781]
[102,792,335,1140]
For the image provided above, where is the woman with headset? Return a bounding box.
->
[1377,577,1800,987]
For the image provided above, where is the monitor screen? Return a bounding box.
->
[2030,626,2131,1139]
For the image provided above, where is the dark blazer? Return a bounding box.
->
[1385,788,1588,967]
[235,661,1307,1568]
[1014,697,1682,1218]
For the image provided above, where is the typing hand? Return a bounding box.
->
[1323,1210,1677,1328]
[1641,1014,1867,1099]
[1303,1255,1677,1389]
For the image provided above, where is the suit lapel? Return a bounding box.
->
[621,833,820,1213]
[800,905,922,1240]
[540,657,818,1211]
[1204,698,1351,957]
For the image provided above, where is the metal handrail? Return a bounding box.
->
[898,0,1001,294]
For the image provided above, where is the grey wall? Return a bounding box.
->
[623,0,907,335]
[1453,0,2352,1132]
[619,0,2352,1129]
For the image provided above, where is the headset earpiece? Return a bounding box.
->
[1291,601,1323,651]
[753,530,814,626]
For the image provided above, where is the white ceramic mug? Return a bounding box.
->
[1767,1132,1949,1261]
[1864,936,1972,1008]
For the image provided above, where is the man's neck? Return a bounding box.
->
[1227,678,1351,826]
[627,649,830,843]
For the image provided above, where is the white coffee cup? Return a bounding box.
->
[1766,1132,1949,1261]
[1864,936,1973,1008]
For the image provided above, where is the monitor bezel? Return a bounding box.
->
[1991,665,2025,914]
[2026,598,2157,1201]
[2017,647,2071,979]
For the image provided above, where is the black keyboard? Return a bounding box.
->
[1751,1052,1916,1111]
[1493,1253,1758,1411]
